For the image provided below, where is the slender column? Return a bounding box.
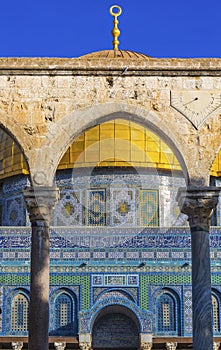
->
[177,187,220,350]
[23,186,59,350]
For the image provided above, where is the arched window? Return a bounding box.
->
[53,292,75,335]
[212,294,220,333]
[156,292,178,334]
[11,293,29,333]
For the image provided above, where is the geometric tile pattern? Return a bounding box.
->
[110,188,136,226]
[140,190,159,226]
[87,189,106,226]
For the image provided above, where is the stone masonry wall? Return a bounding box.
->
[0,57,220,187]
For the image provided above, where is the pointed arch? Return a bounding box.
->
[155,288,181,336]
[212,289,221,333]
[50,288,78,336]
[34,102,189,186]
[6,288,30,335]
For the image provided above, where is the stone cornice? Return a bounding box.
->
[1,57,221,76]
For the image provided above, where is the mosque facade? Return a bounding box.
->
[0,7,221,350]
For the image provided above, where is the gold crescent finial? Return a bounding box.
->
[110,5,122,52]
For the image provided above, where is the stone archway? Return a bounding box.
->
[92,305,140,350]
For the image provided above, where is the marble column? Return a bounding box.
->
[177,186,220,350]
[23,186,59,350]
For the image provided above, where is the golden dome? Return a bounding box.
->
[80,50,151,59]
[0,120,220,180]
[59,119,181,171]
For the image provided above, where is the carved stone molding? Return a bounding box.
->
[213,342,220,350]
[11,342,23,350]
[23,186,59,224]
[79,342,91,350]
[139,342,152,350]
[54,342,66,350]
[166,342,177,350]
[177,187,220,231]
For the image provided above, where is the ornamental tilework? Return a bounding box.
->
[87,189,106,226]
[0,286,3,333]
[140,190,159,226]
[110,187,136,226]
[4,196,25,226]
[53,190,82,226]
[183,287,192,335]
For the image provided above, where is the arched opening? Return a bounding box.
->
[92,305,140,350]
[212,289,221,334]
[0,128,29,226]
[9,290,29,335]
[155,288,181,336]
[53,118,186,227]
[210,149,221,226]
[50,289,78,336]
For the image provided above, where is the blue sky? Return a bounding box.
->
[1,0,221,58]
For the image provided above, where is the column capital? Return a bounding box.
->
[79,343,91,350]
[11,342,23,350]
[54,342,66,350]
[177,186,220,231]
[139,342,152,350]
[23,186,59,224]
[166,342,177,350]
[213,342,220,350]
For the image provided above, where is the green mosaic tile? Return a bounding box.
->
[147,274,191,285]
[0,274,30,285]
[50,274,90,310]
[140,275,148,310]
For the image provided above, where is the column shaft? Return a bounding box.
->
[23,187,59,350]
[177,187,220,350]
[29,221,50,350]
[191,228,212,349]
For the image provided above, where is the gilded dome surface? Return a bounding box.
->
[80,50,151,59]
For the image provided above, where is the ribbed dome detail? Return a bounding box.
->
[80,50,151,59]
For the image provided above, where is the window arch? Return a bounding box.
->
[212,293,220,333]
[156,290,180,336]
[50,290,77,336]
[11,293,29,333]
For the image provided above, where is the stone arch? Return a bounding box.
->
[91,304,140,349]
[0,112,32,175]
[34,102,189,186]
